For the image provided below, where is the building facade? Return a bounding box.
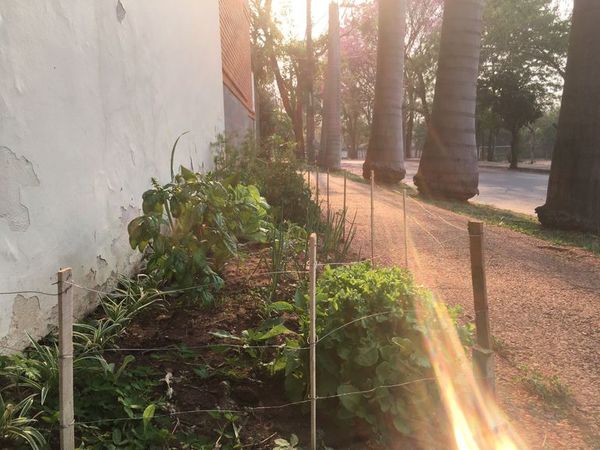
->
[0,0,253,350]
[219,0,256,139]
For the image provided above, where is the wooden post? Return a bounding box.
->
[403,188,408,268]
[316,166,320,208]
[468,222,495,393]
[326,169,330,219]
[343,171,347,213]
[308,234,318,450]
[370,170,375,266]
[58,268,75,450]
[343,171,347,236]
[307,167,311,192]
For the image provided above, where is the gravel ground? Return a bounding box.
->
[312,169,600,449]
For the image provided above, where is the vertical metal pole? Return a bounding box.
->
[403,188,408,268]
[308,234,318,450]
[58,268,75,450]
[370,170,375,266]
[326,169,330,219]
[468,221,495,393]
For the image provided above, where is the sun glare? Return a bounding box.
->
[273,0,332,38]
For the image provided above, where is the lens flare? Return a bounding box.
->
[416,295,527,450]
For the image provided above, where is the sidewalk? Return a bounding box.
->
[479,160,551,173]
[405,158,551,174]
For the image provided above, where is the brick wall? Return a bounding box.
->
[219,0,254,118]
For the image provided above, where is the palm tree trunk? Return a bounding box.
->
[414,0,484,200]
[362,0,406,183]
[318,2,342,170]
[536,0,600,232]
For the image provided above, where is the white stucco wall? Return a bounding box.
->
[0,0,225,350]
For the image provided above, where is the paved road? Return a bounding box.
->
[343,160,549,216]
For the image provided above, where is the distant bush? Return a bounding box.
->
[128,166,270,304]
[278,263,471,438]
[214,135,318,226]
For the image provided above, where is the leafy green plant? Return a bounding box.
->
[277,263,470,439]
[0,278,171,449]
[214,135,318,226]
[128,167,270,304]
[273,434,300,450]
[0,393,46,450]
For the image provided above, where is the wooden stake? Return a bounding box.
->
[468,221,495,393]
[326,169,330,218]
[343,171,347,213]
[343,171,347,236]
[316,166,320,208]
[308,234,318,450]
[307,167,311,193]
[58,268,75,450]
[370,170,375,266]
[403,188,408,268]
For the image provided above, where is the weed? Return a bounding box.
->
[518,365,571,406]
[491,335,511,359]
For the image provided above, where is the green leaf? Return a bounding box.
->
[354,344,378,367]
[257,324,295,341]
[337,384,361,412]
[269,301,295,312]
[142,403,156,432]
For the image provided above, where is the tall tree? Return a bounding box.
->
[305,0,316,163]
[319,2,342,170]
[537,0,600,232]
[476,0,569,168]
[363,0,407,183]
[414,0,484,200]
[250,0,305,157]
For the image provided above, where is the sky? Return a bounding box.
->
[274,0,574,40]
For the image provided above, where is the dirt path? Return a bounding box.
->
[312,170,600,449]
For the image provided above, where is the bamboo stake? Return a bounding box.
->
[403,188,408,268]
[370,170,375,266]
[58,268,75,450]
[308,234,318,450]
[468,221,495,393]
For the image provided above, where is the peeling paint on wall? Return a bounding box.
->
[0,295,43,352]
[0,147,40,232]
[116,0,126,23]
[0,1,224,350]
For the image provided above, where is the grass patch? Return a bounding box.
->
[518,365,571,407]
[413,193,600,256]
[491,335,511,359]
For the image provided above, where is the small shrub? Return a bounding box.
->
[128,167,270,303]
[278,263,470,438]
[214,135,318,226]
